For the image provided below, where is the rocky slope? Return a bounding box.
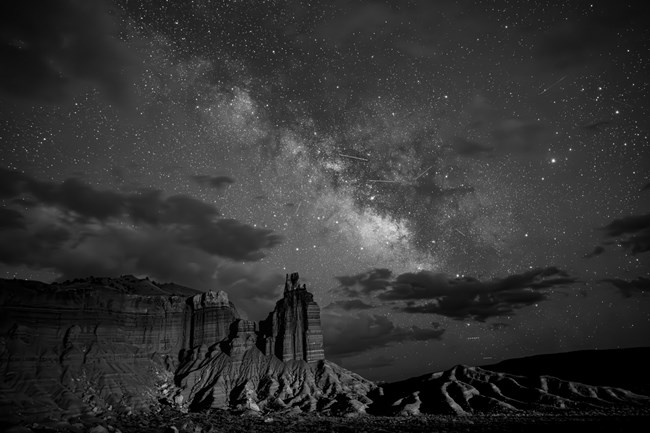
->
[176,349,374,415]
[370,364,649,416]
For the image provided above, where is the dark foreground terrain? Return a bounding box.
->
[8,407,650,433]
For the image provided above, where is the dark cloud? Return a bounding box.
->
[401,290,546,322]
[378,267,576,322]
[110,166,126,184]
[602,214,650,237]
[190,175,235,189]
[580,120,613,132]
[602,277,650,298]
[334,268,393,297]
[0,208,25,230]
[323,312,445,358]
[0,0,135,104]
[642,181,650,192]
[491,119,549,154]
[584,245,605,258]
[213,264,284,320]
[449,136,494,157]
[600,213,650,255]
[6,168,179,224]
[36,178,126,221]
[189,218,282,261]
[324,299,374,311]
[46,227,219,287]
[0,218,71,268]
[0,169,282,284]
[537,1,650,70]
[0,168,281,261]
[124,190,220,226]
[460,97,551,156]
[1,167,124,220]
[487,322,510,331]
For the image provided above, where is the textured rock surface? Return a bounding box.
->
[0,272,333,422]
[188,290,240,348]
[175,346,375,415]
[258,273,324,364]
[0,276,200,422]
[370,364,650,416]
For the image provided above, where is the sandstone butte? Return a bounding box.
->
[0,272,374,422]
[1,272,648,425]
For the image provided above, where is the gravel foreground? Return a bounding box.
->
[5,407,650,433]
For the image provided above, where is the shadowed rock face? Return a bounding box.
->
[175,273,357,414]
[175,349,375,415]
[0,272,343,421]
[258,273,325,364]
[189,290,240,348]
[0,276,201,421]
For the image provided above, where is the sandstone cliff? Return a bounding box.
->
[173,273,369,415]
[258,273,324,364]
[0,276,201,422]
[0,272,368,422]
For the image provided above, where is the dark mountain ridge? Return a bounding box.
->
[483,347,650,396]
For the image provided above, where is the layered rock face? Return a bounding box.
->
[258,273,324,364]
[0,272,350,421]
[189,290,240,348]
[174,273,366,414]
[0,276,202,422]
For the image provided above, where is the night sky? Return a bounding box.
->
[1,0,649,381]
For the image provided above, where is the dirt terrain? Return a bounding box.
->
[11,408,650,433]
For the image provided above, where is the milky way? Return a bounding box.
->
[1,0,649,381]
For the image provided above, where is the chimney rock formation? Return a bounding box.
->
[259,273,324,363]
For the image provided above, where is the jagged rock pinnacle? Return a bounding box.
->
[284,272,306,293]
[261,272,324,363]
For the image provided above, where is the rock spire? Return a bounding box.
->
[259,272,324,363]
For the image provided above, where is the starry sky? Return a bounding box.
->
[1,0,649,381]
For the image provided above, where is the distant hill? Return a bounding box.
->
[482,347,650,396]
